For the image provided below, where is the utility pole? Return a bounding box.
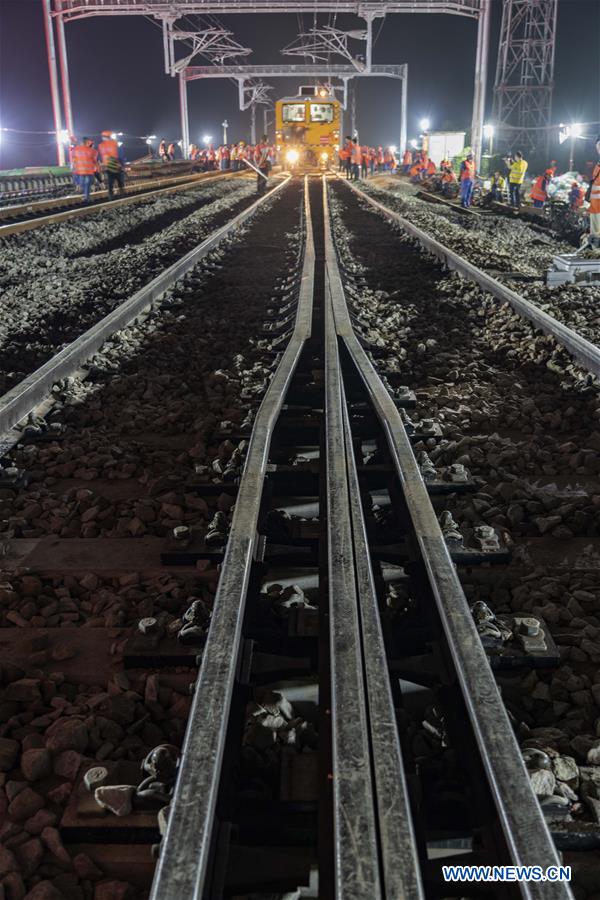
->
[250,103,257,145]
[222,119,228,144]
[351,85,357,140]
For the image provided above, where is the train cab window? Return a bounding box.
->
[282,104,306,123]
[310,104,334,123]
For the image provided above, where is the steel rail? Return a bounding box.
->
[340,382,425,899]
[149,176,314,899]
[0,169,238,224]
[339,378,425,900]
[342,179,600,381]
[0,175,290,443]
[322,177,573,899]
[0,170,248,238]
[323,256,382,900]
[323,176,424,900]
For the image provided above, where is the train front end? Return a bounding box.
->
[275,89,340,171]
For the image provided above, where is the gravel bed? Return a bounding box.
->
[0,179,303,899]
[0,177,261,395]
[355,177,600,351]
[329,179,600,896]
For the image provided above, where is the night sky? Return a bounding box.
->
[0,0,599,170]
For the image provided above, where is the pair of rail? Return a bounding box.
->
[151,177,571,898]
[0,170,576,897]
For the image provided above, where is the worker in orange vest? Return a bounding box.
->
[402,149,412,174]
[440,165,457,197]
[343,136,354,178]
[587,136,600,246]
[167,142,176,161]
[530,169,552,208]
[254,135,271,195]
[338,143,349,173]
[98,131,125,200]
[425,158,436,177]
[459,153,476,208]
[71,137,98,203]
[350,139,362,180]
[568,181,585,212]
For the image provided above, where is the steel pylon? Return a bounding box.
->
[492,0,558,154]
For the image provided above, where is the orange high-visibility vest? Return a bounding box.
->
[589,163,600,214]
[72,145,98,176]
[461,159,475,181]
[402,151,412,166]
[98,138,119,164]
[530,175,548,202]
[351,143,361,165]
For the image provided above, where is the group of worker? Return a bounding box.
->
[69,132,126,203]
[338,139,399,179]
[187,141,277,172]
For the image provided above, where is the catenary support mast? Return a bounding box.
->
[55,3,75,138]
[42,0,65,165]
[470,0,490,168]
[179,73,190,157]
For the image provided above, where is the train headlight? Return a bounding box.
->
[286,149,299,164]
[320,152,329,161]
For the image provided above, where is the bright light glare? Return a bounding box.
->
[410,139,418,148]
[286,149,300,164]
[117,132,124,137]
[117,141,123,147]
[59,129,70,143]
[203,135,212,144]
[146,138,153,145]
[420,117,430,131]
[320,151,328,160]
[571,123,583,137]
[389,145,397,153]
[110,132,117,140]
[483,123,495,138]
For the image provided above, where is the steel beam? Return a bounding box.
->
[179,73,190,157]
[184,63,406,80]
[470,0,490,167]
[55,7,74,137]
[55,0,482,20]
[400,65,407,154]
[42,0,65,165]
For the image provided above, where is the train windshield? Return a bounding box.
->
[282,103,306,123]
[310,103,334,123]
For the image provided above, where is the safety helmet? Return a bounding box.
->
[101,130,112,138]
[545,169,553,175]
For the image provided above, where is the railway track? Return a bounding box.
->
[1,173,596,897]
[0,175,279,398]
[0,175,299,899]
[0,170,244,238]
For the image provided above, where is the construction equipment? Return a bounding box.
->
[547,244,600,286]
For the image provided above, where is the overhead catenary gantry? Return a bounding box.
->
[43,0,490,165]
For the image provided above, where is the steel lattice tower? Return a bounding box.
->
[493,0,558,154]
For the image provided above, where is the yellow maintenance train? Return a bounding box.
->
[275,88,340,169]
